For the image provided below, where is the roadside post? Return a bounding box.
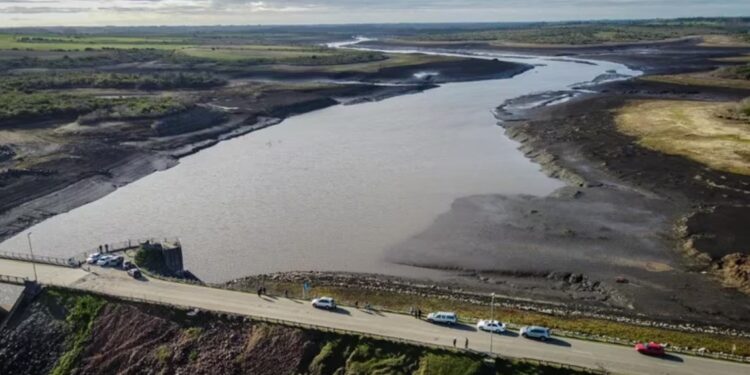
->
[490,292,495,354]
[26,232,38,282]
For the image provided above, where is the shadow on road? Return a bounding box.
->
[658,354,684,363]
[543,337,572,347]
[331,307,351,315]
[427,322,477,332]
[499,330,519,338]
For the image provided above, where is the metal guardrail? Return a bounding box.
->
[0,274,28,285]
[0,251,78,268]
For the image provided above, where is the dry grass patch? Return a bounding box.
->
[616,100,750,175]
[698,35,750,47]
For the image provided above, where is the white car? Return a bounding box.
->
[311,297,336,310]
[477,319,506,333]
[426,311,457,325]
[96,255,114,266]
[86,252,102,264]
[520,326,551,341]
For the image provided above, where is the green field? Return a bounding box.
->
[397,19,750,46]
[0,34,191,51]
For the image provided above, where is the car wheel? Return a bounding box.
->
[541,336,548,342]
[521,333,527,338]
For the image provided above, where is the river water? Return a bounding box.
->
[0,50,637,283]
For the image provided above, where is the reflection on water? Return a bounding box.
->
[0,54,636,283]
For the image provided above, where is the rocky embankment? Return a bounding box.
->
[0,288,581,375]
[227,271,750,339]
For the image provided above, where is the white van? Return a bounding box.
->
[426,311,457,325]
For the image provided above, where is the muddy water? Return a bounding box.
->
[0,53,637,283]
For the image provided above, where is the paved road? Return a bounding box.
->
[1,259,748,375]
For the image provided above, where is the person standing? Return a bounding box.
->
[453,338,457,347]
[465,337,469,349]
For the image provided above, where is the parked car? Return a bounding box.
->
[426,312,457,325]
[520,326,551,341]
[635,342,665,356]
[86,252,102,264]
[127,268,142,279]
[311,297,337,310]
[96,255,113,266]
[477,319,506,333]
[109,255,124,267]
[122,260,135,270]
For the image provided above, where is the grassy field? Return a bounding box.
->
[642,61,750,90]
[642,72,750,90]
[396,19,750,46]
[0,34,190,51]
[616,99,750,176]
[235,280,750,357]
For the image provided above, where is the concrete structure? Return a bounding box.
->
[141,239,184,275]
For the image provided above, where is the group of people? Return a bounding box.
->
[256,286,267,297]
[452,337,469,349]
[409,306,423,319]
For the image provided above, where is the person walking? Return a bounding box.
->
[465,337,469,349]
[257,287,262,298]
[453,338,457,347]
[417,308,422,319]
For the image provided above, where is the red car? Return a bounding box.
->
[635,342,665,356]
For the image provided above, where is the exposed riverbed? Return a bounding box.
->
[0,52,637,283]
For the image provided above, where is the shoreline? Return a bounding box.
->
[3,39,749,331]
[0,59,529,247]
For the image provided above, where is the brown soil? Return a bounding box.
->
[77,304,314,375]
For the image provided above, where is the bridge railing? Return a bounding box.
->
[0,251,78,268]
[0,274,28,285]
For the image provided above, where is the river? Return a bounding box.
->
[0,48,638,283]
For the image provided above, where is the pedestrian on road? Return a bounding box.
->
[453,338,456,347]
[284,289,289,298]
[355,301,359,309]
[257,287,262,298]
[465,337,469,349]
[417,309,422,319]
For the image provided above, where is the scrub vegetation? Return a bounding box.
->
[397,18,750,46]
[0,72,226,92]
[0,91,188,124]
[642,63,750,90]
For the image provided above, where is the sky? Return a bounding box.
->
[1,0,749,27]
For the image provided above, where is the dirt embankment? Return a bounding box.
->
[0,289,579,375]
